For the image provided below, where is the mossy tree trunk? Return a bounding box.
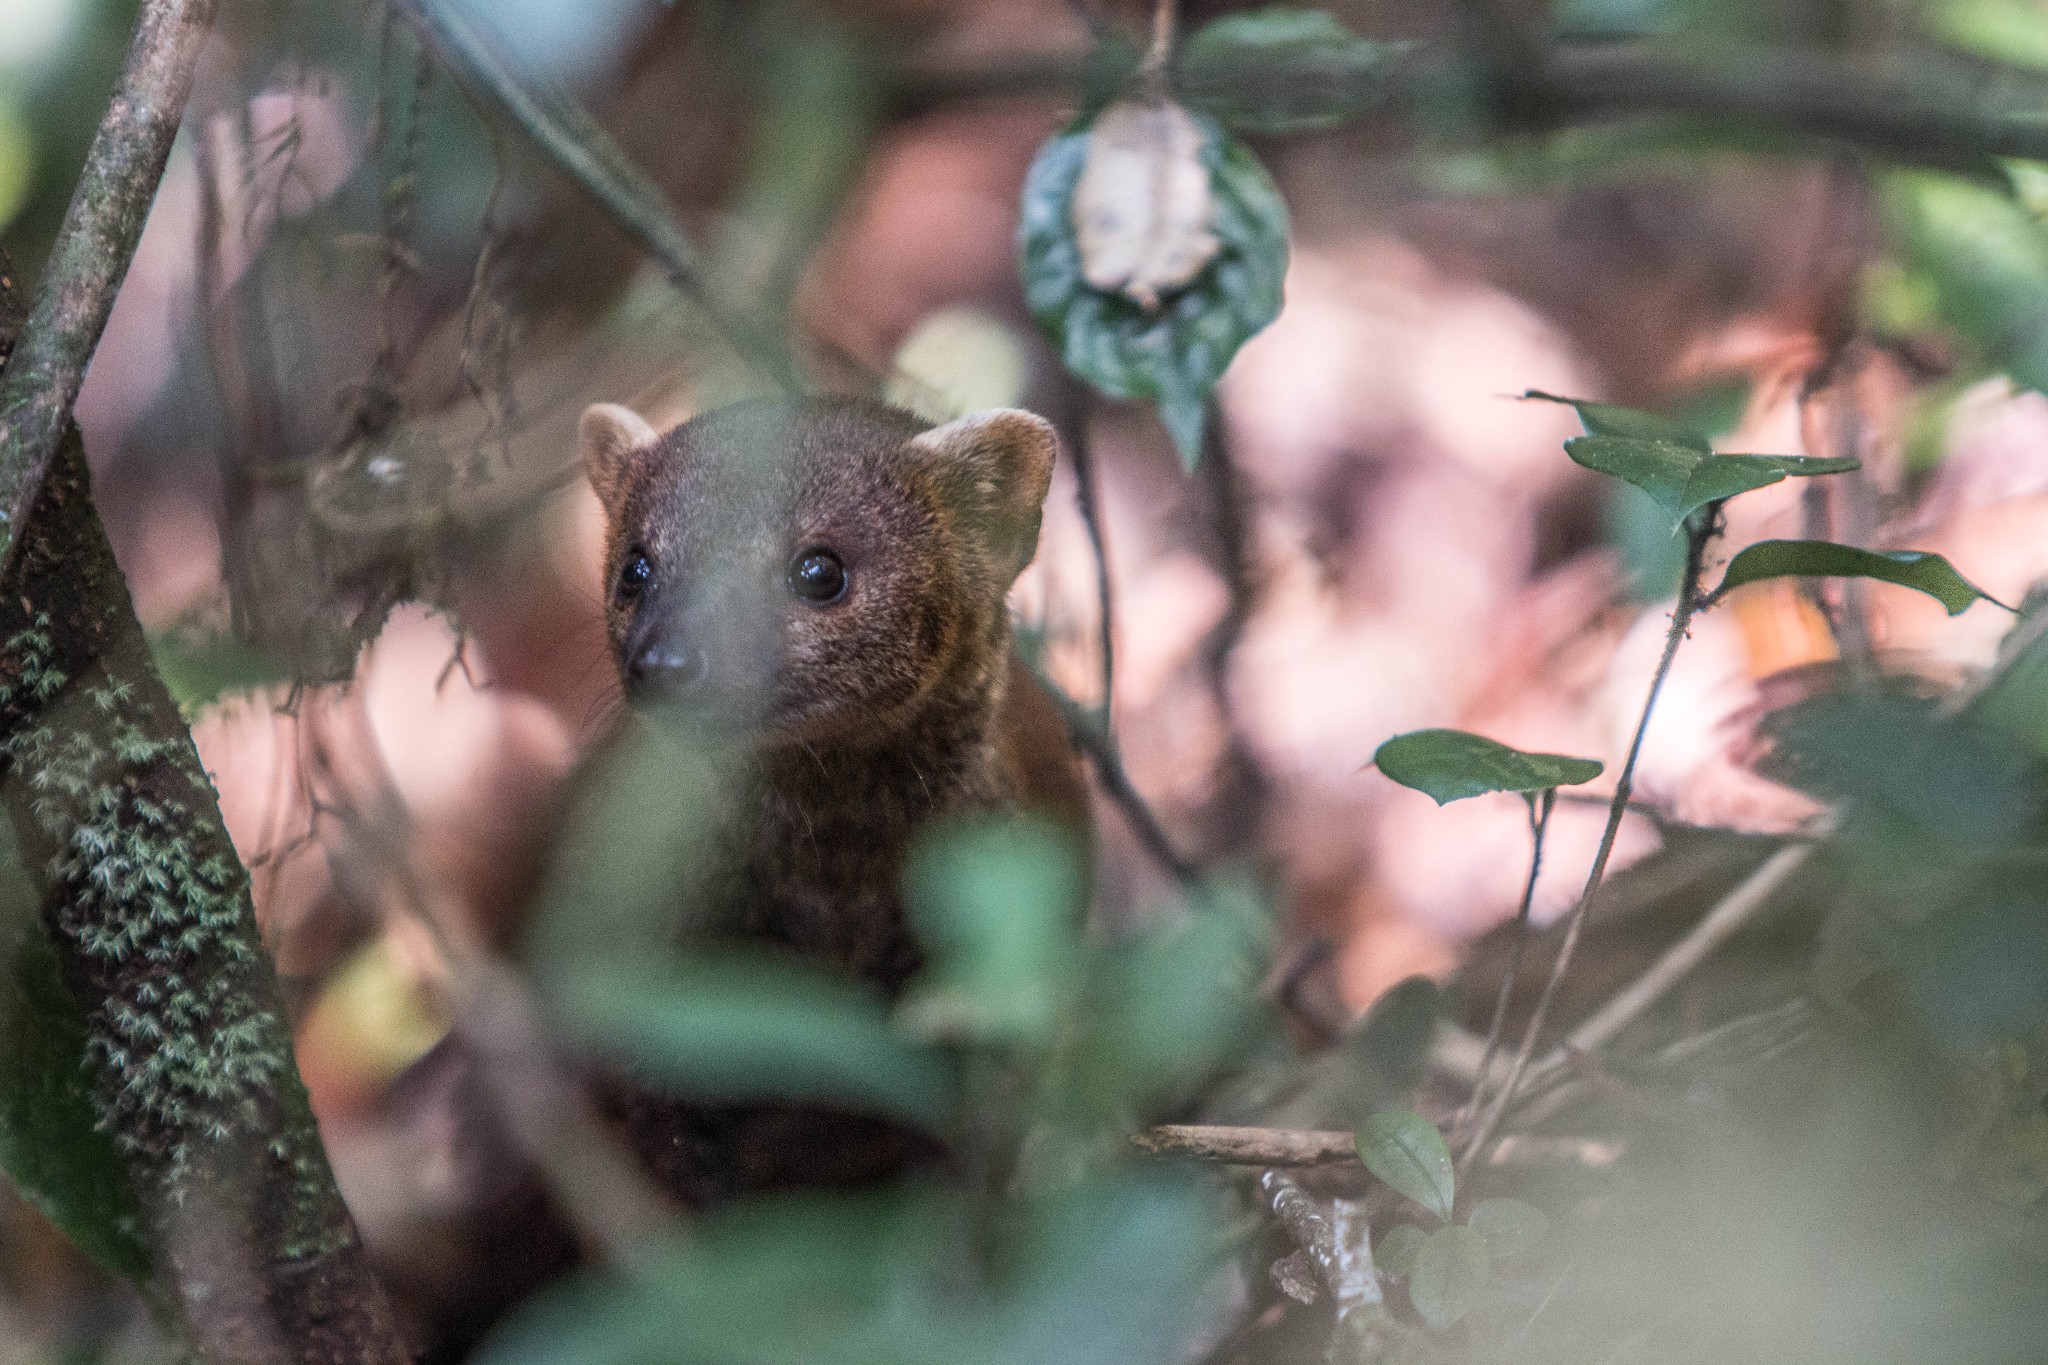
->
[0,0,410,1358]
[0,419,409,1365]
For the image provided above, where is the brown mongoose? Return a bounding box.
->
[575,394,1084,1203]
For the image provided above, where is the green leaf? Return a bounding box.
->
[0,922,152,1284]
[1376,1223,1428,1279]
[1018,107,1289,470]
[1175,8,1407,133]
[555,958,954,1128]
[1093,879,1268,1106]
[1407,1225,1492,1332]
[1526,390,1712,450]
[1714,540,2009,616]
[1566,437,1858,528]
[1466,1197,1548,1259]
[1564,434,1706,518]
[902,817,1085,1044]
[1355,1109,1455,1221]
[1674,454,1860,527]
[1882,172,2048,395]
[1374,729,1602,805]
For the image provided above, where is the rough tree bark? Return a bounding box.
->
[0,4,409,1363]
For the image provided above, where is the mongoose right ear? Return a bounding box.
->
[908,408,1058,580]
[580,402,659,508]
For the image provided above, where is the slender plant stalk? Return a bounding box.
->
[1459,512,1716,1168]
[1454,788,1554,1159]
[1065,408,1118,720]
[1145,0,1179,76]
[1033,662,1199,887]
[0,0,218,574]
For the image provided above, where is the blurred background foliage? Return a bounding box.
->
[7,0,2048,1363]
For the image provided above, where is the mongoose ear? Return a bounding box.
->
[580,402,659,509]
[908,409,1058,580]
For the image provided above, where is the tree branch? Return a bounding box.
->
[1133,1123,1357,1165]
[892,38,2048,170]
[0,0,218,575]
[390,0,803,392]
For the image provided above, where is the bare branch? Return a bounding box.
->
[0,0,218,574]
[390,0,803,391]
[1134,1124,1357,1165]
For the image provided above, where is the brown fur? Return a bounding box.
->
[578,395,1083,1203]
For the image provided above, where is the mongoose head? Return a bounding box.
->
[581,396,1057,745]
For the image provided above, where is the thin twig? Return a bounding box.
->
[1554,837,1816,1062]
[1133,1124,1357,1165]
[1065,407,1117,718]
[1460,511,1715,1168]
[0,0,220,575]
[1454,789,1554,1148]
[1032,660,1200,887]
[390,0,801,391]
[1144,0,1178,79]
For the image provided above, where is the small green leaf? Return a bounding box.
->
[1408,1225,1492,1332]
[903,817,1085,1044]
[1674,453,1860,527]
[1376,1223,1428,1279]
[1374,729,1602,805]
[556,958,954,1127]
[1564,435,1705,518]
[1526,390,1711,450]
[1714,540,2009,616]
[1466,1197,1548,1259]
[1566,434,1860,528]
[1176,8,1407,133]
[1018,106,1288,470]
[1355,1109,1455,1221]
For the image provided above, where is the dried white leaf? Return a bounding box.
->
[1071,98,1220,311]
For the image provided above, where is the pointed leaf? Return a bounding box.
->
[1526,390,1711,450]
[1714,540,2009,616]
[1466,1197,1548,1259]
[1374,729,1602,805]
[1020,103,1288,472]
[1376,1223,1428,1279]
[1408,1225,1492,1331]
[1564,435,1705,518]
[1674,453,1861,525]
[1355,1109,1455,1220]
[557,959,955,1127]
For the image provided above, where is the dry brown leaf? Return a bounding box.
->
[1071,98,1220,311]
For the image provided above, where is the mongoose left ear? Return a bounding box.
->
[908,409,1058,580]
[580,402,660,509]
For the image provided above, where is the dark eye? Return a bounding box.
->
[616,548,652,602]
[787,547,848,604]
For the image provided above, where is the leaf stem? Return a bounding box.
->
[1458,510,1715,1169]
[1065,406,1117,722]
[1031,660,1199,888]
[1453,788,1554,1151]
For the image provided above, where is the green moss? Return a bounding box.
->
[0,614,345,1259]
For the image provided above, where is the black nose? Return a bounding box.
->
[628,642,710,697]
